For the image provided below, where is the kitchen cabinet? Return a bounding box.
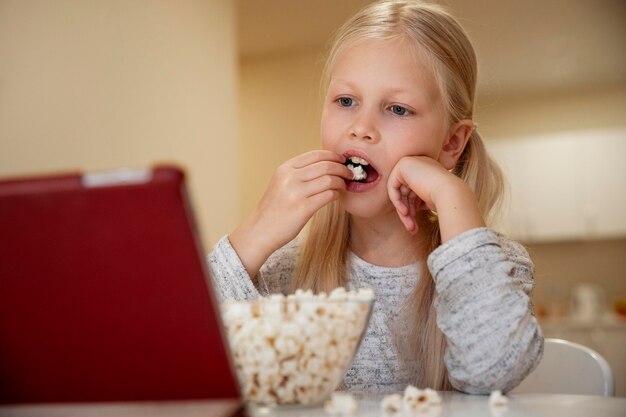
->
[486,128,626,242]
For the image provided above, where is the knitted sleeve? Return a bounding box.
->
[207,235,298,302]
[428,227,544,394]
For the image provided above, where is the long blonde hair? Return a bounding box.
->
[292,0,503,390]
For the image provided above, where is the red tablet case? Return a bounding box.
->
[0,166,241,405]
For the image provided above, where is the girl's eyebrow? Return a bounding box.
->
[328,78,358,90]
[329,77,433,106]
[331,78,423,97]
[382,87,431,107]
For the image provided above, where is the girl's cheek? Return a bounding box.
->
[320,118,340,149]
[321,132,335,152]
[320,123,331,148]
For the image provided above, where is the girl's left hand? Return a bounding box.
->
[387,156,483,238]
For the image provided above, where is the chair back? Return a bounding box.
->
[511,338,614,396]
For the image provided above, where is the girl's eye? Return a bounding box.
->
[337,97,354,107]
[390,105,410,116]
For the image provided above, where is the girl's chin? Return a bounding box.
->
[339,193,394,219]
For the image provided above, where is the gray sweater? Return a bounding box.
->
[208,227,543,395]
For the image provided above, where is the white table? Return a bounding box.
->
[251,392,626,417]
[1,393,625,417]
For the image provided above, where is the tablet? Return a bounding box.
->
[0,166,241,409]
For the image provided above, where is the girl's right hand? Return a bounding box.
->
[229,150,352,278]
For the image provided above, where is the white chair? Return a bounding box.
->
[511,338,614,396]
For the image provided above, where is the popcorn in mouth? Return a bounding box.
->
[345,156,369,181]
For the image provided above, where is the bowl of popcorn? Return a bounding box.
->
[220,287,374,407]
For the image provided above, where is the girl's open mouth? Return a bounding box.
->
[343,154,380,190]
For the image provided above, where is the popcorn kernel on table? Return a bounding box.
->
[324,392,357,415]
[489,390,508,407]
[381,385,443,415]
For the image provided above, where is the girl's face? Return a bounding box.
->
[321,37,448,219]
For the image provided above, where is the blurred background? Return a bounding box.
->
[1,0,625,395]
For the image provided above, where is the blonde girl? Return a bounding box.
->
[210,0,542,394]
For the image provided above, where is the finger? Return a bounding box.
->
[299,160,353,182]
[407,219,418,235]
[402,191,411,217]
[391,183,418,233]
[408,192,418,224]
[417,199,429,211]
[300,174,346,198]
[400,185,412,212]
[307,189,341,211]
[290,150,345,169]
[388,183,409,216]
[396,208,417,234]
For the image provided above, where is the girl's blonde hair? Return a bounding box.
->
[292,0,503,390]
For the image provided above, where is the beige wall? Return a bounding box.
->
[238,48,326,216]
[0,0,238,247]
[475,85,626,139]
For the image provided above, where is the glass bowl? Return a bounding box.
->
[220,288,374,407]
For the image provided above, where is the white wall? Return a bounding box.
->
[0,0,239,246]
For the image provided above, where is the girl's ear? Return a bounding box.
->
[438,119,474,170]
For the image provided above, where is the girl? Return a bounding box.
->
[210,0,543,394]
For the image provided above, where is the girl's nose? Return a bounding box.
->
[349,109,379,142]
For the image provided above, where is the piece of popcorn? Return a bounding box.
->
[268,293,285,301]
[403,385,429,413]
[403,385,442,413]
[354,288,375,301]
[347,164,367,181]
[324,392,357,415]
[294,288,315,299]
[489,390,508,407]
[328,287,348,301]
[423,388,442,405]
[381,393,403,414]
